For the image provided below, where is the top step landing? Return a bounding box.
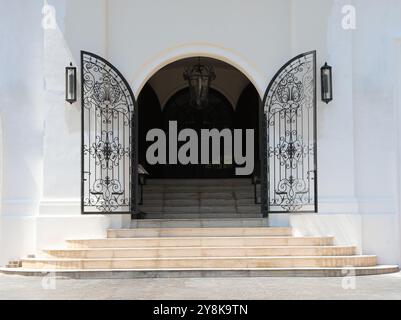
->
[131,218,269,228]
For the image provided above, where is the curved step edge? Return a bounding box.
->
[0,265,398,278]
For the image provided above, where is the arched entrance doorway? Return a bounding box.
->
[137,57,260,179]
[80,50,317,216]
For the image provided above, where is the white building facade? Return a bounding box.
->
[1,0,401,268]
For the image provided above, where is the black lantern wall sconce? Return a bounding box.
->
[65,62,77,104]
[321,62,333,104]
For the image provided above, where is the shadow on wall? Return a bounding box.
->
[290,213,362,253]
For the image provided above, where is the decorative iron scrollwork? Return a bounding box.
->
[88,131,128,170]
[262,51,317,213]
[81,51,137,214]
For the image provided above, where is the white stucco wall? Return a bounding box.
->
[0,113,3,261]
[0,0,128,264]
[0,0,44,264]
[396,38,401,266]
[35,0,294,254]
[37,0,129,253]
[284,0,401,264]
[0,0,400,265]
[351,0,401,263]
[285,0,362,255]
[107,0,292,96]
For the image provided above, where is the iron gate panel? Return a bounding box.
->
[81,51,138,214]
[262,51,317,213]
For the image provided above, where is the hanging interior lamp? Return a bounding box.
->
[183,57,216,109]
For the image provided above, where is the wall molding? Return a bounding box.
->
[130,42,265,98]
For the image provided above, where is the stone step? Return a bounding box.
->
[107,227,292,238]
[143,192,254,200]
[21,255,377,270]
[142,213,263,219]
[143,186,254,193]
[3,265,398,278]
[5,260,22,268]
[130,218,269,228]
[146,179,253,186]
[139,205,260,214]
[66,236,334,248]
[43,245,357,259]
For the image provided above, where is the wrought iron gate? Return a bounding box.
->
[81,51,138,214]
[261,51,317,214]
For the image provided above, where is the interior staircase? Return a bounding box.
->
[0,179,398,278]
[139,178,262,219]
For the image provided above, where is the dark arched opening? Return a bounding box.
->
[138,83,162,176]
[137,56,260,180]
[235,83,261,177]
[162,87,235,178]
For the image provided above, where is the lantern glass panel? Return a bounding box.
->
[66,66,77,103]
[322,69,331,100]
[321,63,332,103]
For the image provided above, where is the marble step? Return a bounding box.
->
[130,218,269,228]
[5,260,22,268]
[107,227,292,238]
[66,236,334,249]
[21,255,377,270]
[43,245,357,259]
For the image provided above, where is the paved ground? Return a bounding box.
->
[0,272,401,300]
